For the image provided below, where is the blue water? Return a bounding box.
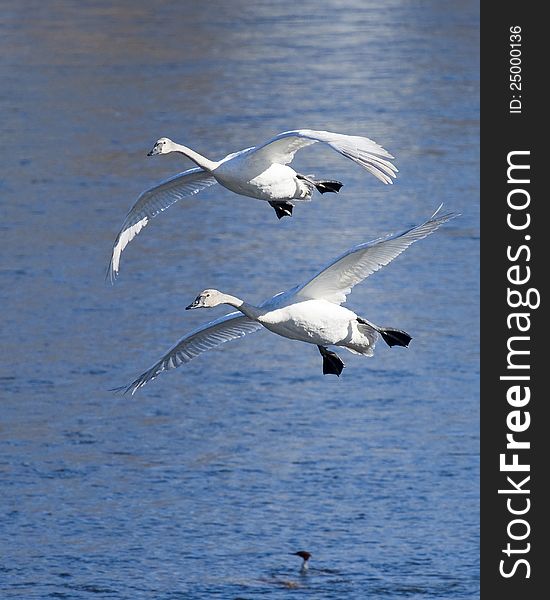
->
[1,1,479,598]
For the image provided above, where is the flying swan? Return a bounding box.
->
[115,206,457,395]
[107,129,398,282]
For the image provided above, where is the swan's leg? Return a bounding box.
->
[317,345,345,376]
[268,201,294,219]
[296,174,343,195]
[357,317,411,348]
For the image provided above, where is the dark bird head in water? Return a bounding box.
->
[292,551,311,561]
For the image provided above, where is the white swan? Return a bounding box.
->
[108,129,397,282]
[115,206,457,395]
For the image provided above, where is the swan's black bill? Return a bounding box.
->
[147,145,160,156]
[186,298,201,310]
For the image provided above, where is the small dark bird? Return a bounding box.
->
[292,550,311,573]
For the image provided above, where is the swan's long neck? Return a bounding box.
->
[221,294,263,320]
[170,143,218,172]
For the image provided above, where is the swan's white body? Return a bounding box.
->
[257,299,373,353]
[108,129,398,282]
[117,206,457,395]
[214,159,309,201]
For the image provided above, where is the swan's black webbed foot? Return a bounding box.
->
[318,345,345,376]
[296,174,343,195]
[378,327,412,348]
[313,180,343,194]
[269,201,294,219]
[356,317,412,348]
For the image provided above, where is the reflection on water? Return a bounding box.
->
[1,1,479,598]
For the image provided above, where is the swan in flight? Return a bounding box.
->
[107,129,397,282]
[115,206,457,395]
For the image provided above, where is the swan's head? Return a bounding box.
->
[186,289,226,310]
[147,137,176,156]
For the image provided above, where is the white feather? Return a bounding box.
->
[296,205,457,304]
[116,312,263,395]
[107,168,217,282]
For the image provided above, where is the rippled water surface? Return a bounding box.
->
[1,1,479,598]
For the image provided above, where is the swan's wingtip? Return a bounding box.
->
[105,252,120,285]
[109,384,128,395]
[110,381,141,396]
[431,203,461,220]
[105,266,118,285]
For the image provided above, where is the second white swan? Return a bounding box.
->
[116,206,457,395]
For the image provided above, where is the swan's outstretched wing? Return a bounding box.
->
[114,312,263,395]
[250,129,398,184]
[296,205,459,305]
[107,168,217,282]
